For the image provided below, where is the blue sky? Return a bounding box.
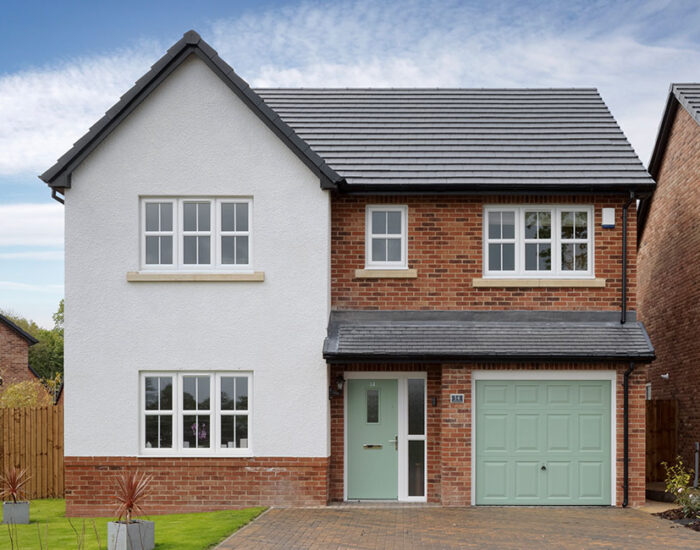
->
[1,0,699,327]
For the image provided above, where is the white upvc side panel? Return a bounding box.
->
[64,55,330,457]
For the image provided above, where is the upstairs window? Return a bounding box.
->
[484,206,593,277]
[141,198,252,271]
[366,205,408,269]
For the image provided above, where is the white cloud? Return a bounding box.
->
[0,44,161,176]
[0,281,63,293]
[0,251,63,261]
[1,0,700,176]
[0,203,64,246]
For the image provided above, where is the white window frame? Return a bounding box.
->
[179,199,214,270]
[141,199,177,268]
[215,199,253,270]
[365,205,408,269]
[483,205,594,278]
[140,197,253,272]
[140,372,253,457]
[142,374,175,451]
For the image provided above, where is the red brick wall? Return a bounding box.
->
[331,194,635,311]
[64,456,328,517]
[638,105,700,467]
[329,363,645,508]
[0,322,33,386]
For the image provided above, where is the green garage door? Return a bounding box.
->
[475,380,611,505]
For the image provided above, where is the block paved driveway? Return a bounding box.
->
[218,506,700,549]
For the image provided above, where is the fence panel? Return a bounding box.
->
[0,406,64,498]
[646,399,678,482]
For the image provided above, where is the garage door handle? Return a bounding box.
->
[541,464,547,471]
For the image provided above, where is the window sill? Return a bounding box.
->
[354,268,418,279]
[472,277,606,288]
[137,451,254,458]
[127,271,265,282]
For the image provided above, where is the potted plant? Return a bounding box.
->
[1,467,30,524]
[107,471,155,550]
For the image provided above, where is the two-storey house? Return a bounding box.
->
[41,31,655,516]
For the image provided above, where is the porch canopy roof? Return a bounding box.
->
[323,310,654,363]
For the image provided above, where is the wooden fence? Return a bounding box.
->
[646,399,678,482]
[0,406,64,498]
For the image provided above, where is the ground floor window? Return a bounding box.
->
[141,372,251,455]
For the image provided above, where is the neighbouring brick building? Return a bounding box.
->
[41,31,655,515]
[638,84,700,470]
[0,313,39,387]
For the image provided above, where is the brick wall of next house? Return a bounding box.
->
[0,322,32,386]
[331,194,636,311]
[329,363,646,508]
[638,105,700,466]
[63,457,328,517]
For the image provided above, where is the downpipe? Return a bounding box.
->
[621,192,635,324]
[623,362,636,507]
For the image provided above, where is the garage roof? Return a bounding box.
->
[323,310,654,362]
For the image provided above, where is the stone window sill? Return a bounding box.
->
[354,269,418,279]
[127,271,265,282]
[472,278,606,288]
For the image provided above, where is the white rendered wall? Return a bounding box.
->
[64,55,330,457]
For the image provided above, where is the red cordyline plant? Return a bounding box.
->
[0,467,30,503]
[114,471,152,524]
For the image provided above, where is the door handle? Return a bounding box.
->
[389,435,398,451]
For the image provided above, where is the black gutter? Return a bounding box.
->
[621,192,635,324]
[323,353,655,364]
[623,361,636,507]
[336,182,656,196]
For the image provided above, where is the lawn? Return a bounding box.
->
[0,499,265,549]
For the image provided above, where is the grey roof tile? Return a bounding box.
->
[673,83,700,125]
[257,88,654,192]
[323,310,654,362]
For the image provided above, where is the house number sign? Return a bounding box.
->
[450,394,464,403]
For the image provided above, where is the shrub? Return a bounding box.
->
[114,471,152,524]
[0,380,54,408]
[662,456,700,518]
[0,467,30,503]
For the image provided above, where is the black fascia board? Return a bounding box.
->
[336,181,656,196]
[39,30,343,193]
[638,90,679,244]
[323,352,656,363]
[0,314,39,345]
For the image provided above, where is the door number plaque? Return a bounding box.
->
[450,394,464,404]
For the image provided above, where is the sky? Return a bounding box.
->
[1,0,699,327]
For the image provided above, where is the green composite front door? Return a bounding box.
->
[475,380,611,505]
[347,379,399,499]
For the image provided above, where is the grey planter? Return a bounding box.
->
[2,501,29,524]
[107,520,155,550]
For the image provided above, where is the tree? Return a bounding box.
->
[0,380,54,408]
[53,299,64,334]
[1,301,64,380]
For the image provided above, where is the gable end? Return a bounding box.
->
[39,30,343,196]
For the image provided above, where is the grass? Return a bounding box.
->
[0,499,265,549]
